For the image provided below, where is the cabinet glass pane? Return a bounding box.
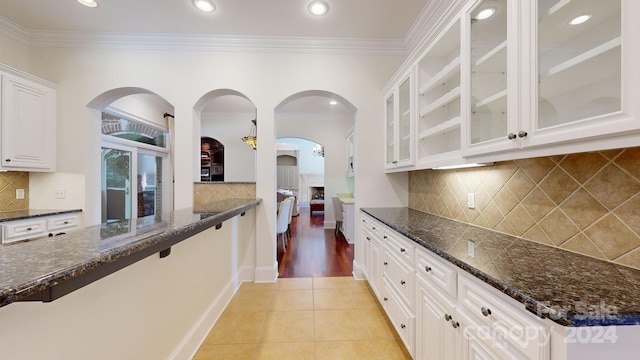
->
[470,0,508,144]
[417,19,461,158]
[386,95,395,164]
[398,77,411,161]
[538,0,621,129]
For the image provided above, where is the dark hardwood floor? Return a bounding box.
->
[277,206,354,278]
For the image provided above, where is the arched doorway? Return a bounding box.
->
[274,90,357,277]
[86,88,174,224]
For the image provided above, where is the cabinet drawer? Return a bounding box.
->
[415,247,457,298]
[383,250,414,306]
[2,218,48,244]
[383,229,415,265]
[382,278,415,356]
[458,275,548,360]
[47,214,80,231]
[361,214,382,238]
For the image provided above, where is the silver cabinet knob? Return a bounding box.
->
[507,133,517,140]
[518,130,528,138]
[481,307,492,317]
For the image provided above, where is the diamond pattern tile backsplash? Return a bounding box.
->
[194,183,256,210]
[0,172,29,213]
[409,148,640,270]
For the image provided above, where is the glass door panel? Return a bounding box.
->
[102,147,132,223]
[398,76,412,162]
[538,0,621,128]
[470,0,508,144]
[137,153,162,217]
[385,94,395,165]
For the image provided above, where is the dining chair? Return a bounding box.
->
[276,199,292,251]
[285,196,295,239]
[331,196,343,238]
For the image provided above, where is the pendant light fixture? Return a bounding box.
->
[312,144,324,157]
[242,118,257,150]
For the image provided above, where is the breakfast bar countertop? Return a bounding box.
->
[362,207,640,326]
[0,198,261,308]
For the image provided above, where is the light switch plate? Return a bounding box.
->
[467,192,475,209]
[468,240,475,257]
[55,188,66,199]
[16,189,24,199]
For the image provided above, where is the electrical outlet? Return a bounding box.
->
[467,192,475,209]
[55,188,66,199]
[468,240,475,257]
[16,189,24,200]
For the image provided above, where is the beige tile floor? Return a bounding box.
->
[193,277,412,360]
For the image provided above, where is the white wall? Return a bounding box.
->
[0,32,409,282]
[201,112,257,182]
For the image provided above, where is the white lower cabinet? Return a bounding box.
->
[1,213,81,244]
[416,273,461,360]
[362,214,553,360]
[382,277,415,356]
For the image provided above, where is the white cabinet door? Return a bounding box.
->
[385,70,415,171]
[1,72,56,171]
[465,0,640,160]
[416,275,461,360]
[416,16,465,168]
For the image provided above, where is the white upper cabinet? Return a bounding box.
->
[385,0,640,170]
[464,0,519,156]
[465,0,639,159]
[416,18,464,168]
[0,65,56,172]
[385,70,415,171]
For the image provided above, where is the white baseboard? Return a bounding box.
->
[352,260,365,280]
[254,264,278,283]
[238,266,255,282]
[168,279,238,360]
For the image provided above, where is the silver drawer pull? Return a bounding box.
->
[400,248,406,253]
[383,297,388,302]
[26,227,32,231]
[383,262,388,266]
[451,321,460,329]
[400,280,406,286]
[481,307,492,317]
[400,324,406,329]
[425,266,432,272]
[63,221,69,224]
[444,314,452,321]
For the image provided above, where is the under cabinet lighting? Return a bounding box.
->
[569,14,591,25]
[309,1,329,16]
[475,8,496,20]
[77,0,98,8]
[329,100,338,105]
[433,163,494,170]
[194,0,215,13]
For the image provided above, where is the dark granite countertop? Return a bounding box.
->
[0,198,261,308]
[362,207,640,326]
[0,209,82,222]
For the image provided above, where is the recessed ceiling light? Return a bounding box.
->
[475,7,496,20]
[194,0,215,13]
[569,14,591,25]
[309,1,329,16]
[77,0,98,8]
[329,100,338,105]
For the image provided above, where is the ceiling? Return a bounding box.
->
[0,0,431,115]
[0,0,429,41]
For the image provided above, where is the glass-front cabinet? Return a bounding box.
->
[384,71,415,170]
[465,0,637,158]
[416,18,462,168]
[467,0,511,150]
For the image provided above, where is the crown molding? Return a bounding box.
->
[0,12,408,56]
[0,15,30,45]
